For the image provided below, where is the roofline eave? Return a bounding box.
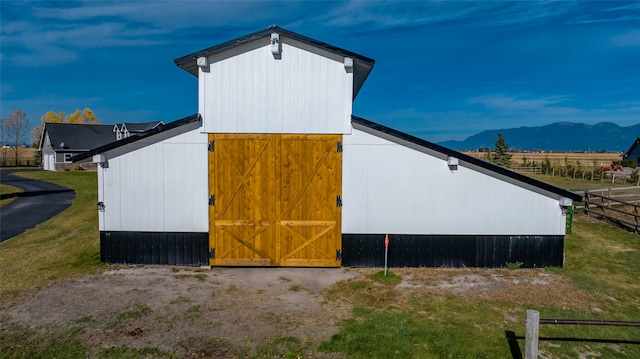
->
[174,25,375,77]
[351,115,582,202]
[71,114,201,163]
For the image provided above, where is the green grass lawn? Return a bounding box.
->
[0,183,23,207]
[528,173,634,191]
[320,218,640,358]
[1,171,639,358]
[0,171,104,298]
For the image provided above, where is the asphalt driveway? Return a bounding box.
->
[0,170,76,242]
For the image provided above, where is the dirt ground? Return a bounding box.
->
[0,266,585,358]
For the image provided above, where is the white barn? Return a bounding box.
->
[74,26,580,268]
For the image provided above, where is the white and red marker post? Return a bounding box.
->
[384,234,389,276]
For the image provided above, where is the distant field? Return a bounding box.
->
[0,147,37,161]
[463,151,622,167]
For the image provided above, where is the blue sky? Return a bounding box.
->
[1,1,639,143]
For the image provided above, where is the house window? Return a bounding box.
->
[64,153,73,163]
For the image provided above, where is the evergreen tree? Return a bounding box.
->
[490,133,512,167]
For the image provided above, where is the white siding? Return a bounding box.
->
[97,125,208,232]
[199,38,353,134]
[41,137,55,171]
[342,128,566,235]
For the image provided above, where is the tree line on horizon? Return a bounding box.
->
[0,108,100,165]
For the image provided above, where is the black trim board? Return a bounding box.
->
[174,25,374,99]
[174,25,375,73]
[343,234,564,268]
[100,231,209,266]
[71,114,201,162]
[351,115,582,202]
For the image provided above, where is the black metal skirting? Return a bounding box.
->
[100,232,563,268]
[342,234,564,268]
[100,231,209,266]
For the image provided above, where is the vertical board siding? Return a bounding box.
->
[342,234,564,268]
[101,231,209,266]
[201,41,352,134]
[99,126,208,232]
[342,128,566,235]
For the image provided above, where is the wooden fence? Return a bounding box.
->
[511,166,542,174]
[580,187,640,233]
[0,160,39,168]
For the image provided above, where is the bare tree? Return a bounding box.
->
[0,117,7,162]
[5,109,30,164]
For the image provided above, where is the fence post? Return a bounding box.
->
[584,190,590,217]
[635,205,639,234]
[525,310,540,359]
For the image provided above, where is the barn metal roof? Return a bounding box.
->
[41,123,116,152]
[623,137,640,159]
[71,114,201,162]
[351,115,582,202]
[116,121,164,133]
[174,25,375,100]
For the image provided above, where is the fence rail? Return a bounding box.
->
[583,188,640,233]
[524,310,640,359]
[0,160,39,167]
[511,166,542,174]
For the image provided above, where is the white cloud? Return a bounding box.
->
[2,1,320,67]
[611,30,640,47]
[468,94,574,111]
[308,1,579,32]
[32,1,297,30]
[10,44,78,66]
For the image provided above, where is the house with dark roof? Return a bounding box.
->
[114,122,163,140]
[623,137,640,166]
[74,26,580,268]
[40,121,162,171]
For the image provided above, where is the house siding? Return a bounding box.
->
[199,38,353,135]
[97,123,208,232]
[625,138,640,165]
[342,128,566,235]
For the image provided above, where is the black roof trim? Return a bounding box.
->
[351,115,582,202]
[174,25,375,71]
[71,114,201,162]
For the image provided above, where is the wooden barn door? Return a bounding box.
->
[209,134,277,266]
[208,134,342,267]
[279,135,342,267]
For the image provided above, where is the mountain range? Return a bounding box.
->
[437,122,640,152]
